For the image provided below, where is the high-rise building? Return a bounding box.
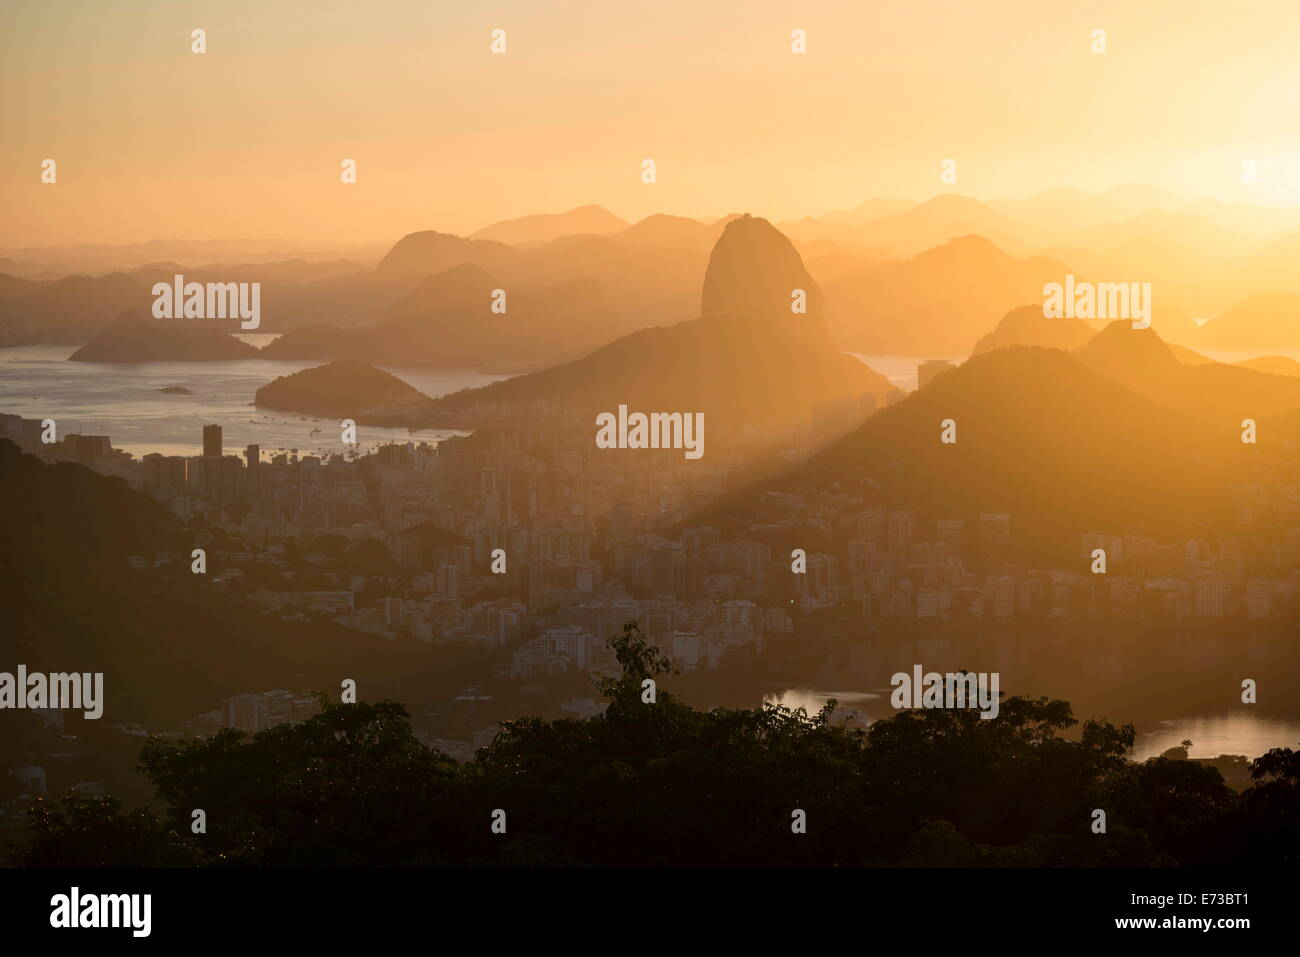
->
[980,577,1014,620]
[1216,538,1246,582]
[1195,581,1230,617]
[143,453,188,492]
[244,444,260,469]
[938,518,964,555]
[917,359,955,390]
[979,514,1011,564]
[1284,528,1300,564]
[855,508,885,544]
[887,510,915,555]
[203,424,223,458]
[1245,581,1272,619]
[198,455,241,504]
[64,434,110,465]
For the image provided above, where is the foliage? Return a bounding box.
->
[10,622,1297,867]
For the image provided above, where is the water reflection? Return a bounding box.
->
[763,627,1300,760]
[0,343,507,457]
[1132,712,1299,761]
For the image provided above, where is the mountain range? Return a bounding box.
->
[702,345,1238,557]
[7,187,1300,359]
[259,215,896,436]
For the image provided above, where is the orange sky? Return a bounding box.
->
[4,0,1300,246]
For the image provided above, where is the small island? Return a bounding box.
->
[70,314,260,363]
[253,360,439,426]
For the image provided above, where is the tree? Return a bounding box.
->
[9,621,1296,868]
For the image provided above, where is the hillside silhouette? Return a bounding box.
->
[1076,321,1300,426]
[263,264,628,373]
[417,215,894,432]
[11,187,1300,357]
[1237,354,1300,376]
[0,440,488,727]
[254,359,436,424]
[972,304,1094,354]
[702,346,1234,555]
[824,236,1072,354]
[68,312,260,362]
[470,205,628,246]
[1195,292,1300,351]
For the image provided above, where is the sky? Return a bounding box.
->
[4,0,1300,246]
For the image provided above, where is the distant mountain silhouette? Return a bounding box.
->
[255,322,353,360]
[803,250,889,285]
[988,187,1102,232]
[1067,209,1254,261]
[17,188,1300,356]
[0,273,41,301]
[762,188,1300,331]
[0,261,398,344]
[189,258,367,283]
[254,360,436,424]
[131,260,186,274]
[380,262,502,321]
[1166,342,1214,365]
[825,235,1071,354]
[987,184,1195,239]
[703,346,1233,553]
[420,215,894,433]
[1075,320,1183,377]
[378,271,618,371]
[1077,320,1300,425]
[0,272,150,346]
[1032,211,1252,343]
[376,230,520,280]
[1092,183,1189,220]
[819,198,918,227]
[850,194,1042,255]
[775,216,867,243]
[612,214,739,251]
[1194,292,1300,351]
[261,221,714,370]
[971,304,1094,354]
[1237,354,1300,377]
[1224,230,1300,299]
[700,213,825,325]
[526,237,705,336]
[422,314,889,435]
[68,313,259,362]
[529,233,607,252]
[470,205,628,245]
[263,263,627,373]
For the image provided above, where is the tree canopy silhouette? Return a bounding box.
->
[11,622,1298,867]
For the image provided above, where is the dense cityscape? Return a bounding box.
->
[4,393,1295,802]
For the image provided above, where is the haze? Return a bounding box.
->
[4,0,1300,247]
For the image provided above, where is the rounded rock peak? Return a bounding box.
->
[700,214,823,322]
